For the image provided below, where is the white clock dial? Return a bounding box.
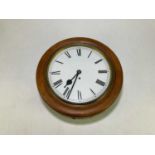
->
[47,46,111,104]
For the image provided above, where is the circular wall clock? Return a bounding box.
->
[36,37,123,118]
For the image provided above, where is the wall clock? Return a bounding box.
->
[36,37,123,118]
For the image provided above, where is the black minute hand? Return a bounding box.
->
[67,70,81,99]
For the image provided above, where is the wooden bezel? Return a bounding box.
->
[36,37,123,118]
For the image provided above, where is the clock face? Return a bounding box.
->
[47,46,111,104]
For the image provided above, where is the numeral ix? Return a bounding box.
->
[50,71,61,75]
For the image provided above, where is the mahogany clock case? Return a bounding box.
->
[36,37,123,118]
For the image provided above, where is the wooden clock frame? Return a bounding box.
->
[36,37,123,118]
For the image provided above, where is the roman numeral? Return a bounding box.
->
[53,79,63,88]
[65,51,71,58]
[63,87,70,98]
[98,70,108,73]
[50,71,61,75]
[95,59,103,64]
[55,60,64,64]
[96,79,105,86]
[77,90,82,100]
[77,49,81,56]
[90,88,96,96]
[88,51,92,58]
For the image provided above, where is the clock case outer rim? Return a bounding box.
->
[36,37,123,118]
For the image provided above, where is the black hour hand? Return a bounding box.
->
[64,71,79,88]
[64,79,72,88]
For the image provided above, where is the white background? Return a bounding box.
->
[0,20,155,134]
